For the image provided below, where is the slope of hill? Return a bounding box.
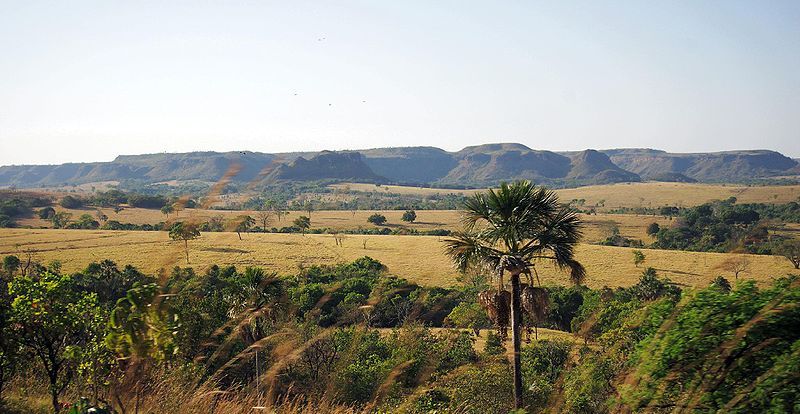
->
[0,151,276,186]
[566,149,641,183]
[439,143,574,185]
[0,144,796,188]
[266,151,383,182]
[359,146,457,184]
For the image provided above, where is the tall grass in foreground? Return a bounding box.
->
[2,366,366,414]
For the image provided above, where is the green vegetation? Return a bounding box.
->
[168,222,201,263]
[367,213,387,226]
[0,191,51,228]
[0,252,797,413]
[401,210,417,223]
[653,199,774,253]
[294,215,311,234]
[445,181,585,409]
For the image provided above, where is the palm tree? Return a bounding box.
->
[444,181,585,409]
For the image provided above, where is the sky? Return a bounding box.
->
[1,1,799,166]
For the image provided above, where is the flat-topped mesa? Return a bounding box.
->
[1,144,796,188]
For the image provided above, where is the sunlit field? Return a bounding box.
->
[334,182,800,210]
[16,205,679,244]
[2,228,796,289]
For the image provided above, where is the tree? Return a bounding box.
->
[303,200,315,218]
[2,255,20,277]
[74,213,100,229]
[294,216,311,235]
[256,210,272,232]
[234,215,255,240]
[38,206,56,220]
[710,275,732,293]
[169,222,201,264]
[106,282,177,412]
[776,240,800,269]
[368,214,387,226]
[632,250,646,267]
[444,181,585,409]
[717,255,751,280]
[160,204,174,218]
[0,275,17,402]
[59,195,84,209]
[646,222,660,236]
[402,210,417,223]
[95,210,108,224]
[9,271,103,413]
[206,215,225,232]
[51,211,72,228]
[445,301,490,336]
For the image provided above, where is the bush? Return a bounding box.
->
[59,195,85,209]
[38,206,56,219]
[127,194,168,209]
[368,214,387,226]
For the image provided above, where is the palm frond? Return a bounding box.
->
[442,232,502,272]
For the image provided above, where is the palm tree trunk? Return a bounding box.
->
[510,272,524,409]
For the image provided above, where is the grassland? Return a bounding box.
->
[17,206,676,244]
[334,182,800,210]
[2,229,796,289]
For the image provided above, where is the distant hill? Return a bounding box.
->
[565,150,641,184]
[266,151,383,182]
[439,143,573,186]
[601,149,798,182]
[0,151,276,187]
[0,144,797,189]
[359,146,457,184]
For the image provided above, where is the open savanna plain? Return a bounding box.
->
[1,228,796,289]
[18,206,677,243]
[333,182,800,210]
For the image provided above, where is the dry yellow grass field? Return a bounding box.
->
[334,182,800,210]
[554,182,800,209]
[2,229,796,289]
[17,206,674,244]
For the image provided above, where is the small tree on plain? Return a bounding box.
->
[367,214,387,226]
[50,212,72,229]
[169,222,201,264]
[294,216,311,235]
[717,255,751,280]
[234,215,255,240]
[256,210,272,232]
[646,222,660,236]
[160,204,174,218]
[303,200,314,218]
[402,210,417,223]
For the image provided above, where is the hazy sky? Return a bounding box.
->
[1,1,799,166]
